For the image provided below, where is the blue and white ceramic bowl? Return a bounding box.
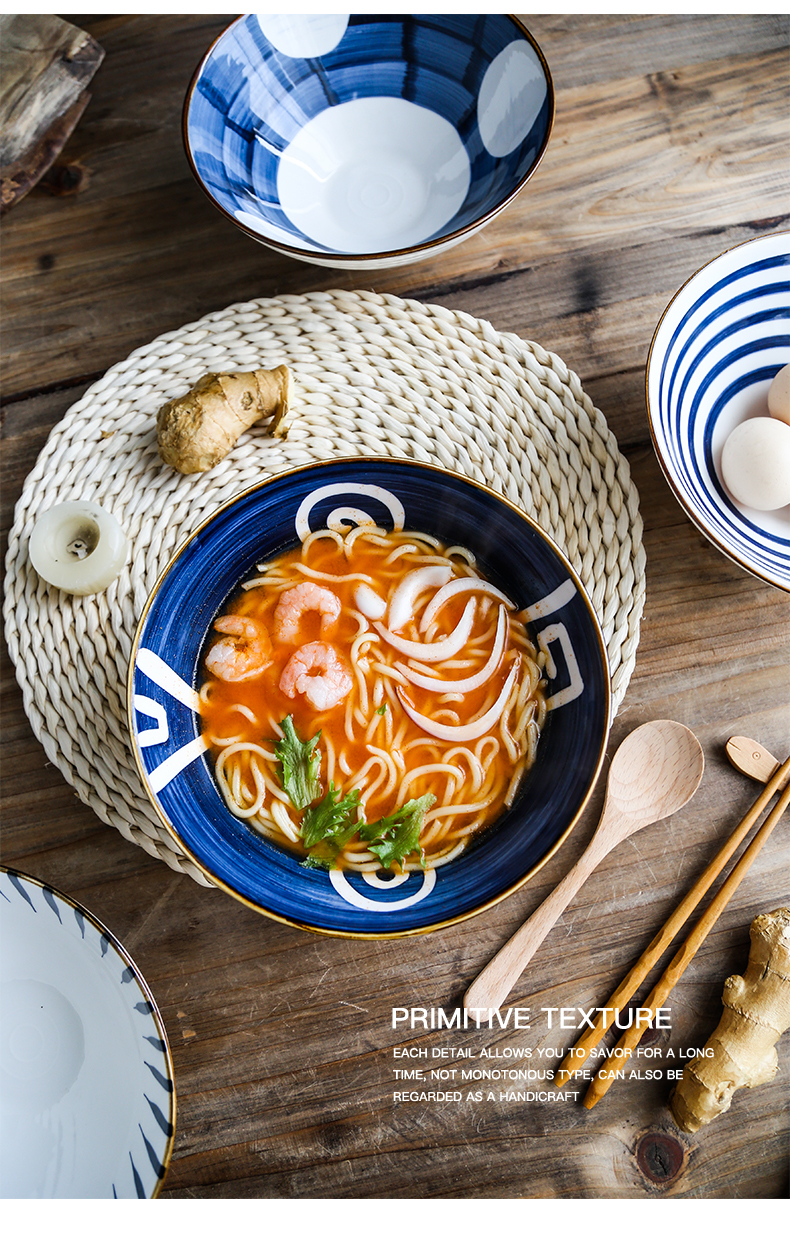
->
[128,460,610,937]
[183,14,553,269]
[647,232,790,591]
[0,868,175,1198]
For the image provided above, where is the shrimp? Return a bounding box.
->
[279,642,353,711]
[205,615,273,682]
[273,582,341,644]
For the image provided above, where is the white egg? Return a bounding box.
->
[767,363,790,425]
[720,417,790,511]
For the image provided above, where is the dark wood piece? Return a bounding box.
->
[0,15,104,214]
[1,14,789,1200]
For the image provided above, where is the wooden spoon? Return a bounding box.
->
[463,719,705,1014]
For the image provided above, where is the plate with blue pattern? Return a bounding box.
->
[0,868,175,1198]
[183,14,553,268]
[647,232,790,591]
[128,459,611,938]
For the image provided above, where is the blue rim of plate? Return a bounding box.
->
[0,867,176,1199]
[181,13,555,264]
[646,231,790,592]
[127,458,612,938]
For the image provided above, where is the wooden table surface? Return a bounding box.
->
[2,14,789,1201]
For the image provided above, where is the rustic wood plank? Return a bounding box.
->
[0,14,104,179]
[519,13,789,89]
[1,15,788,1201]
[2,19,787,400]
[425,220,788,449]
[3,421,786,1199]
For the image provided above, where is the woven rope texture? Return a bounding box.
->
[4,291,646,883]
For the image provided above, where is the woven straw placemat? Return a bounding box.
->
[4,290,645,885]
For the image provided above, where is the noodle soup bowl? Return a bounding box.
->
[129,459,611,937]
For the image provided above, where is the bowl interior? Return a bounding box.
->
[184,14,552,260]
[129,460,610,936]
[0,868,174,1198]
[647,232,790,590]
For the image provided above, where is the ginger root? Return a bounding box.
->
[157,365,292,474]
[669,907,790,1133]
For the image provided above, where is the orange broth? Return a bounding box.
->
[199,530,545,868]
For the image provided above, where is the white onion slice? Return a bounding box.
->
[354,582,387,620]
[396,605,508,693]
[387,564,453,631]
[419,577,515,632]
[373,598,476,663]
[396,662,519,741]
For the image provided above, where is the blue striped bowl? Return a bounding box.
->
[128,459,611,938]
[183,14,553,269]
[647,232,790,591]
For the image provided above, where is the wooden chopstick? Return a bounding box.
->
[555,753,790,1086]
[581,772,790,1109]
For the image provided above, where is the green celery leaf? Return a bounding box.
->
[301,782,361,852]
[359,793,435,871]
[301,853,334,871]
[275,715,321,810]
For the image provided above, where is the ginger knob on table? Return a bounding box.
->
[669,907,790,1133]
[157,365,292,474]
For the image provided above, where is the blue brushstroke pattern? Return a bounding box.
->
[145,1060,175,1093]
[9,871,36,909]
[139,1124,166,1178]
[145,1094,174,1137]
[43,886,62,921]
[130,1153,146,1198]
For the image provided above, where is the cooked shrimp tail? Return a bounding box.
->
[273,582,342,643]
[279,642,353,710]
[205,615,273,682]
